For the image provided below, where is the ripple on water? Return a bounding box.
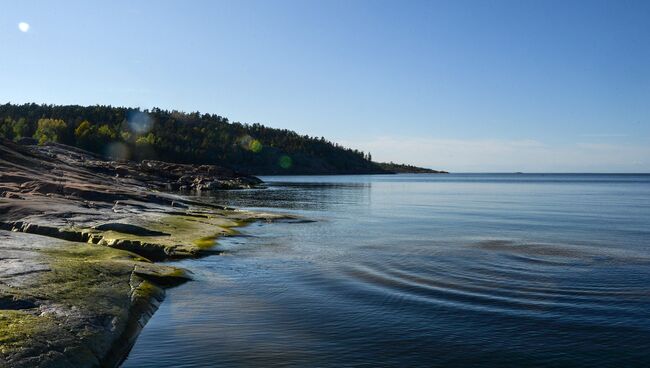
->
[124,174,650,367]
[339,239,650,324]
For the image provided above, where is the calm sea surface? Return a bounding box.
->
[123,174,650,367]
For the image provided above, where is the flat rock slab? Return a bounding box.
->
[0,232,54,288]
[0,139,297,367]
[0,230,190,368]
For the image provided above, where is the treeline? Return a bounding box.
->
[0,103,385,174]
[377,162,448,174]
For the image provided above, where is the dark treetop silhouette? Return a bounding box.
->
[0,103,445,175]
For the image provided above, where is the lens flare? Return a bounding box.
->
[279,155,292,169]
[249,139,262,153]
[238,135,263,153]
[127,111,153,134]
[238,135,252,149]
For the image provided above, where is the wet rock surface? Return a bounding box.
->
[0,139,291,367]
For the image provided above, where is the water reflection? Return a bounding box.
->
[124,174,650,367]
[203,180,372,211]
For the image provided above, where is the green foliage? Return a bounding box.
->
[135,132,156,147]
[0,117,29,141]
[34,118,67,145]
[97,124,117,140]
[75,120,94,149]
[0,117,14,140]
[0,103,386,174]
[14,118,28,139]
[377,161,447,174]
[75,120,92,138]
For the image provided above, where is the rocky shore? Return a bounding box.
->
[0,139,287,367]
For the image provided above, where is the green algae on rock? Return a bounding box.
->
[0,237,191,368]
[0,139,301,367]
[0,208,293,368]
[1,210,295,261]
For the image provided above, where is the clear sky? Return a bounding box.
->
[1,0,649,172]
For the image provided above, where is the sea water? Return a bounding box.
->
[123,174,650,367]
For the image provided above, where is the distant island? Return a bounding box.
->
[0,103,446,175]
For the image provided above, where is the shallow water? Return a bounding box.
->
[123,174,650,367]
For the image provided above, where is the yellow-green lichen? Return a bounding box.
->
[68,214,240,257]
[0,311,54,354]
[62,209,289,258]
[34,246,136,316]
[131,279,161,301]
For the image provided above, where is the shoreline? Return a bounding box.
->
[0,206,285,367]
[0,140,290,367]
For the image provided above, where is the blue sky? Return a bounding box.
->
[1,0,649,172]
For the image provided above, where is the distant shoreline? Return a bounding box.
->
[0,103,447,176]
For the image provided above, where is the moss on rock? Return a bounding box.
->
[0,240,191,367]
[0,311,52,355]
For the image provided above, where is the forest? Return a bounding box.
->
[0,103,389,175]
